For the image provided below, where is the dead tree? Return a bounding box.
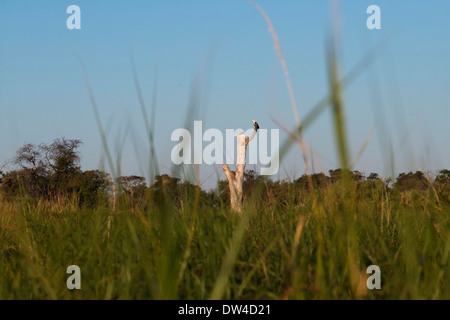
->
[222,120,259,214]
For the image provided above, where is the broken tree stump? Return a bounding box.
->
[222,120,259,214]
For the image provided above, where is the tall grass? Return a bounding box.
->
[0,182,448,299]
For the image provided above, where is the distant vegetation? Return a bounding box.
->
[1,139,449,209]
[0,139,449,299]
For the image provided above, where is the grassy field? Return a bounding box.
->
[0,3,448,301]
[0,179,448,300]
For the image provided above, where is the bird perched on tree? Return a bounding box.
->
[252,120,260,130]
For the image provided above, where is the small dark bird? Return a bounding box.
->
[252,120,259,130]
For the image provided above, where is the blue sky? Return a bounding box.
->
[0,0,449,189]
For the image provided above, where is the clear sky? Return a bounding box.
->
[1,0,449,189]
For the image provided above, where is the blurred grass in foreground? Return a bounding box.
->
[0,1,449,300]
[0,174,449,299]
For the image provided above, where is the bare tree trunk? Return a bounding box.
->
[222,121,259,214]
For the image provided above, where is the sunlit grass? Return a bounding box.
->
[0,181,448,299]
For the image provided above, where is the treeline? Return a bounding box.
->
[1,139,449,208]
[218,168,450,207]
[0,139,110,207]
